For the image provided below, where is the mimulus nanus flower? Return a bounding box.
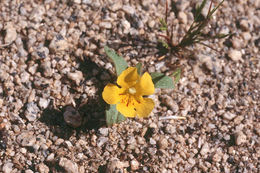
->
[102,67,155,118]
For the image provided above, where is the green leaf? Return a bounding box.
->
[105,104,126,126]
[104,46,128,76]
[136,62,142,75]
[194,0,207,21]
[171,68,181,84]
[151,72,174,89]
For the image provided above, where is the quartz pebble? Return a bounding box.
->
[130,160,139,171]
[2,162,13,173]
[25,102,40,121]
[67,70,83,85]
[235,131,247,145]
[37,163,50,173]
[106,158,129,173]
[228,49,243,62]
[59,157,79,173]
[223,112,236,120]
[49,34,69,52]
[4,22,17,44]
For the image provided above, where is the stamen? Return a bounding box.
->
[128,87,136,94]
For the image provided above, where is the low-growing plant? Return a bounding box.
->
[158,0,229,56]
[103,46,181,126]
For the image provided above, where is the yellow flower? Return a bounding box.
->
[102,67,155,118]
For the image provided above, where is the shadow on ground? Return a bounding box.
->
[39,57,112,140]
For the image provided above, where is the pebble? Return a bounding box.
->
[97,137,108,147]
[37,163,50,173]
[59,157,79,173]
[4,22,17,44]
[25,170,33,173]
[200,143,210,156]
[149,138,156,145]
[109,1,122,12]
[67,70,83,85]
[121,20,131,34]
[106,158,129,173]
[25,102,40,121]
[161,95,179,112]
[63,106,82,128]
[130,160,139,171]
[32,47,49,60]
[122,5,135,15]
[100,22,112,29]
[228,49,243,62]
[49,34,69,52]
[158,137,168,149]
[98,128,109,136]
[178,11,188,24]
[38,98,49,109]
[223,112,236,120]
[239,19,250,31]
[46,153,55,162]
[41,61,53,77]
[2,162,13,173]
[17,131,36,147]
[235,131,247,145]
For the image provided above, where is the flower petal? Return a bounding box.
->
[135,72,155,96]
[102,83,120,104]
[116,103,136,118]
[117,67,139,88]
[136,98,154,118]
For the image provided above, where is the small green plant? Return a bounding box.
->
[158,0,229,55]
[103,46,181,126]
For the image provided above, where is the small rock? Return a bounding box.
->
[17,131,36,147]
[158,137,168,149]
[228,49,243,62]
[239,19,249,31]
[175,0,190,11]
[97,137,108,147]
[37,163,49,173]
[122,5,135,15]
[74,0,81,4]
[178,11,188,24]
[59,157,79,173]
[223,112,237,120]
[4,22,17,44]
[32,46,49,60]
[235,131,247,145]
[41,61,53,77]
[2,162,13,173]
[49,34,69,52]
[25,170,33,173]
[149,138,156,145]
[193,65,206,84]
[98,128,109,136]
[100,22,112,29]
[46,153,55,161]
[130,160,139,171]
[161,95,179,112]
[200,143,210,156]
[25,102,40,121]
[38,98,49,109]
[63,106,82,128]
[67,70,83,85]
[106,158,129,173]
[121,20,131,34]
[109,1,122,11]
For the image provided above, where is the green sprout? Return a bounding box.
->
[158,0,230,55]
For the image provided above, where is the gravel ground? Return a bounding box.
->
[0,0,259,172]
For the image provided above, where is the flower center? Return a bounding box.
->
[128,87,136,94]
